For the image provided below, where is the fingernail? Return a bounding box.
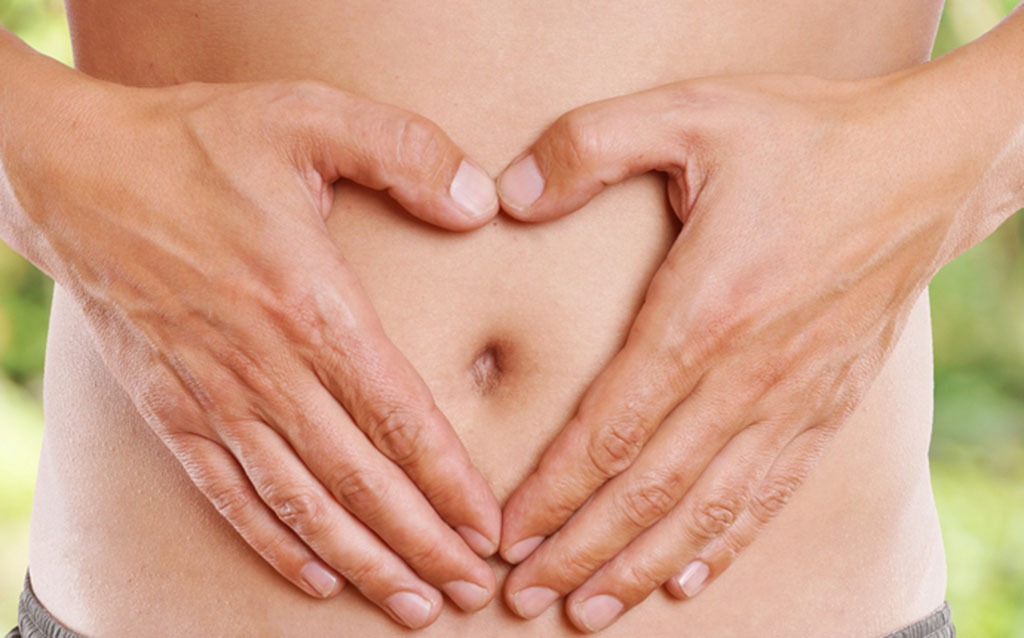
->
[675,560,710,598]
[385,592,434,629]
[504,535,544,564]
[300,562,339,598]
[577,595,624,632]
[449,159,497,220]
[456,525,497,557]
[443,580,490,612]
[498,154,544,213]
[511,586,560,619]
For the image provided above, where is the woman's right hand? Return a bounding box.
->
[0,44,501,629]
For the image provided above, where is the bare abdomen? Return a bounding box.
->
[34,1,947,635]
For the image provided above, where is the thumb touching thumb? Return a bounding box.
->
[298,85,498,231]
[497,86,690,223]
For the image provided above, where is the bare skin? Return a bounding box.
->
[9,0,1023,635]
[496,7,1024,631]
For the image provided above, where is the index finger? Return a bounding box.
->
[500,251,707,564]
[298,262,502,557]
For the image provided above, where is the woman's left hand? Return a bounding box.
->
[494,69,994,632]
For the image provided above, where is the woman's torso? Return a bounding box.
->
[32,1,947,635]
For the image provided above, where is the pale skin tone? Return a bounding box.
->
[497,38,1024,630]
[0,31,504,626]
[2,4,1023,634]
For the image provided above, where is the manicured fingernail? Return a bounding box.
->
[511,586,560,619]
[498,154,544,212]
[456,525,497,557]
[385,592,434,629]
[504,535,544,564]
[443,580,490,612]
[577,595,624,632]
[300,562,339,598]
[450,159,497,220]
[675,560,710,598]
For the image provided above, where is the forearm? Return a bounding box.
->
[0,27,100,281]
[893,4,1024,265]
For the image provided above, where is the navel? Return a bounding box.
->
[470,343,504,395]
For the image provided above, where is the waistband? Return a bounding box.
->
[8,574,81,638]
[882,601,955,638]
[8,571,954,637]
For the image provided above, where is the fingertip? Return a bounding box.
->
[672,560,710,599]
[498,489,542,563]
[457,525,498,558]
[501,535,545,565]
[448,158,499,227]
[571,594,625,633]
[497,153,545,218]
[448,469,501,557]
[507,585,561,620]
[384,590,442,629]
[300,561,344,599]
[442,580,492,612]
[663,576,686,600]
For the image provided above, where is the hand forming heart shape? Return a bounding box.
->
[493,63,1016,632]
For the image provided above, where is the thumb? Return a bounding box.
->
[497,85,696,222]
[293,83,498,231]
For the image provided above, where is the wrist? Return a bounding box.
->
[871,12,1024,265]
[0,29,111,280]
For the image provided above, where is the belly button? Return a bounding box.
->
[470,344,503,394]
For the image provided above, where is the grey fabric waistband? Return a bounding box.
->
[8,574,81,638]
[9,570,953,637]
[881,602,955,638]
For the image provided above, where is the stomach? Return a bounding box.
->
[33,1,947,636]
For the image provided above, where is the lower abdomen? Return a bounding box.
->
[31,168,944,636]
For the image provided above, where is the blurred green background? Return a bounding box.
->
[1,0,1023,634]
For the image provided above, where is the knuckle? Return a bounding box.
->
[622,556,666,594]
[219,349,276,405]
[269,490,328,540]
[288,79,333,103]
[692,308,741,358]
[586,414,648,478]
[391,115,448,176]
[262,80,332,120]
[418,469,461,514]
[558,549,605,585]
[747,358,789,399]
[749,474,801,525]
[137,385,194,432]
[252,81,334,141]
[690,490,746,541]
[717,529,746,562]
[270,287,329,349]
[339,552,380,590]
[245,529,290,569]
[196,365,246,415]
[329,465,390,521]
[368,405,424,466]
[551,109,604,169]
[618,475,678,529]
[208,482,254,524]
[402,538,449,571]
